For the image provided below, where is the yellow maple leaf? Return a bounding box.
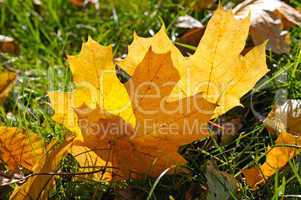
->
[49,38,135,140]
[171,7,269,116]
[127,48,215,140]
[0,126,45,171]
[68,144,112,181]
[118,7,269,117]
[49,7,268,179]
[0,70,16,103]
[69,49,215,178]
[74,104,192,179]
[116,25,184,76]
[48,88,93,137]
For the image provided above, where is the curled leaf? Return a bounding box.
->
[264,99,301,136]
[0,35,20,55]
[234,0,301,54]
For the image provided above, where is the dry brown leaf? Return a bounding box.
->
[69,0,99,8]
[0,127,45,171]
[0,70,16,103]
[178,28,205,51]
[177,15,204,29]
[176,16,205,53]
[264,99,301,136]
[234,0,301,54]
[0,35,20,55]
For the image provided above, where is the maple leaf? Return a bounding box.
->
[68,144,112,181]
[10,136,74,200]
[127,48,214,138]
[0,126,45,171]
[118,7,269,117]
[242,100,301,189]
[70,48,215,178]
[170,7,269,116]
[116,25,184,77]
[74,105,199,179]
[234,0,301,54]
[48,37,135,140]
[49,7,268,179]
[0,70,16,103]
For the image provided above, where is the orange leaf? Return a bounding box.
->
[234,0,301,54]
[10,136,74,200]
[0,127,45,171]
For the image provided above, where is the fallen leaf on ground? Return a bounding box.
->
[50,40,215,178]
[243,131,301,189]
[176,16,205,54]
[50,7,268,180]
[68,144,112,181]
[10,136,74,200]
[0,126,45,171]
[48,37,136,140]
[119,7,269,117]
[264,99,301,136]
[176,16,204,29]
[234,0,301,54]
[170,7,269,117]
[0,35,20,55]
[0,70,16,103]
[69,0,99,9]
[243,100,301,189]
[206,161,238,200]
[71,48,214,178]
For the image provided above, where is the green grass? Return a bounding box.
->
[0,0,301,199]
